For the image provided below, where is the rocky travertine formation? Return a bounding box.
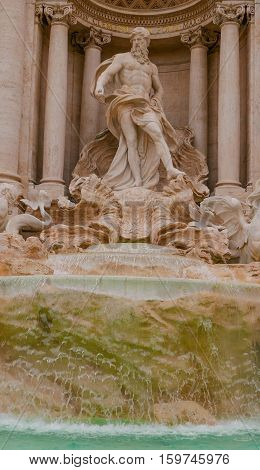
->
[0,288,258,421]
[1,175,259,267]
[0,233,53,276]
[39,174,230,263]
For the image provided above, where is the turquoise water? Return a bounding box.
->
[0,417,259,450]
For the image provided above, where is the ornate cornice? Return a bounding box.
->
[36,2,77,26]
[181,26,218,48]
[72,27,111,52]
[72,0,216,38]
[213,2,246,27]
[36,1,255,39]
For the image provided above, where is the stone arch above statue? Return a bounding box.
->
[90,0,201,12]
[73,0,216,38]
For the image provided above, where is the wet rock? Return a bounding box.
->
[0,233,52,276]
[0,289,258,421]
[0,257,53,276]
[154,400,216,425]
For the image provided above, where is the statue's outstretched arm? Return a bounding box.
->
[96,55,123,98]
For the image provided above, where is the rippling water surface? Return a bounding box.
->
[0,417,259,450]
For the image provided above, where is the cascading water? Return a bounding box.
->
[0,244,259,449]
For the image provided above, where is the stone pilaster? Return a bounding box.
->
[181,27,217,157]
[246,3,255,190]
[213,2,246,196]
[0,0,27,189]
[28,3,44,188]
[40,2,76,198]
[74,28,111,150]
[18,1,44,192]
[251,1,260,188]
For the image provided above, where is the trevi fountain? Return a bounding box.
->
[0,0,259,450]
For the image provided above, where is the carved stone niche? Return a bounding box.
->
[72,0,216,38]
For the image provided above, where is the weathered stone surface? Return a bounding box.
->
[0,257,52,276]
[209,262,260,284]
[0,233,52,276]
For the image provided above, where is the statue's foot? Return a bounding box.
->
[167,169,185,180]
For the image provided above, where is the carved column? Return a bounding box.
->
[247,4,255,190]
[74,28,111,150]
[181,27,217,157]
[0,0,27,188]
[252,2,260,186]
[214,3,246,196]
[40,2,76,198]
[28,3,44,188]
[19,2,44,191]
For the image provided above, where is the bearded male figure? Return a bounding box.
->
[80,27,209,196]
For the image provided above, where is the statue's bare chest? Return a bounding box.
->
[122,59,152,76]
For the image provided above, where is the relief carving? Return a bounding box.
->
[213,2,246,26]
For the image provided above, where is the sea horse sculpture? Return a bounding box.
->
[202,180,260,263]
[0,183,20,232]
[5,190,52,235]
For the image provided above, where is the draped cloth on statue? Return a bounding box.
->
[87,58,209,198]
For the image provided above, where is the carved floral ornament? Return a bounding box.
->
[72,27,111,51]
[181,26,218,48]
[247,3,255,23]
[35,2,77,25]
[213,3,246,26]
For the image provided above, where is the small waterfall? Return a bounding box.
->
[46,243,217,280]
[0,275,259,424]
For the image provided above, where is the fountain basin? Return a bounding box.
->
[44,244,260,285]
[0,243,259,438]
[46,244,213,279]
[0,274,259,301]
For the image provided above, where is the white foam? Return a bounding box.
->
[0,414,259,437]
